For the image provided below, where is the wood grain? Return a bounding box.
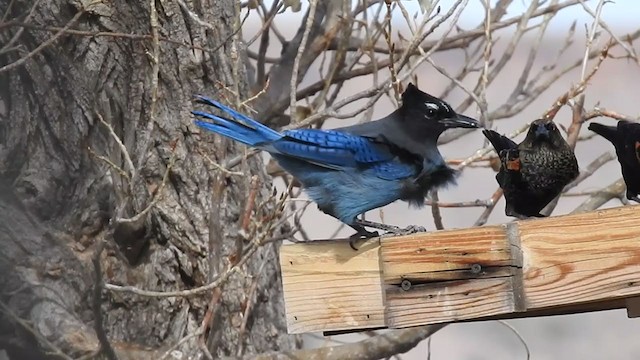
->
[278,205,640,334]
[519,206,640,309]
[380,226,522,327]
[279,239,385,333]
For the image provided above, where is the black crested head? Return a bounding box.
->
[521,119,568,150]
[399,83,479,134]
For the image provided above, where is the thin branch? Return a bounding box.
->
[96,111,136,180]
[87,146,130,181]
[0,0,41,55]
[116,140,179,224]
[571,178,626,214]
[474,188,503,226]
[430,190,444,230]
[92,240,118,360]
[0,301,73,360]
[0,6,84,73]
[289,0,318,113]
[496,320,530,360]
[232,324,447,360]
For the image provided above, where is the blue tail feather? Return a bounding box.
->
[192,96,282,147]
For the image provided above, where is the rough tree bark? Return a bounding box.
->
[0,0,298,358]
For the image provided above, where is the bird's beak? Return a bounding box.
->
[440,114,480,129]
[535,124,549,138]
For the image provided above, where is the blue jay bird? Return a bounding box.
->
[193,84,479,248]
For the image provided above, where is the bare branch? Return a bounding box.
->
[232,324,446,360]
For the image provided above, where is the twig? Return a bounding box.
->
[158,330,203,360]
[430,190,444,230]
[0,6,84,73]
[92,240,118,360]
[496,320,530,360]
[105,242,259,297]
[583,107,639,123]
[87,147,130,181]
[96,111,136,180]
[478,0,492,125]
[0,300,73,360]
[240,175,261,232]
[116,139,179,224]
[460,43,610,169]
[564,151,615,192]
[579,0,637,62]
[0,0,41,55]
[106,182,291,297]
[136,0,161,175]
[236,244,273,357]
[231,324,447,360]
[571,178,626,214]
[199,151,245,177]
[289,0,318,114]
[474,188,503,226]
[0,20,218,53]
[425,199,492,208]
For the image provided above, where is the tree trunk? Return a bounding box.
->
[0,0,296,358]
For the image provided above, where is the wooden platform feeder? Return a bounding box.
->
[279,205,640,334]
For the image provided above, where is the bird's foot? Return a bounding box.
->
[348,228,379,251]
[630,196,640,204]
[381,225,428,238]
[353,218,400,232]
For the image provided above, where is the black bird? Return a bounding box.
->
[193,84,479,246]
[589,120,640,203]
[483,119,579,218]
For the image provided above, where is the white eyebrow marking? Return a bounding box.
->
[441,102,452,113]
[425,102,439,110]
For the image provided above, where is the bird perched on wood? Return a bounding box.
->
[589,121,640,203]
[483,119,579,219]
[192,83,479,248]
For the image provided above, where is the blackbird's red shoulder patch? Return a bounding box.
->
[505,158,521,171]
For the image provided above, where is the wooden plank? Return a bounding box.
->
[385,278,516,327]
[278,205,640,334]
[519,206,640,310]
[279,239,385,334]
[380,225,522,328]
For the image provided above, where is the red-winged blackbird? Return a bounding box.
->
[589,121,640,203]
[483,119,579,218]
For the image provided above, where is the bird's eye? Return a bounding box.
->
[546,123,556,130]
[425,103,439,118]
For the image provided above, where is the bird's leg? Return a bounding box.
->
[380,224,428,238]
[353,219,427,239]
[348,224,379,251]
[353,218,401,232]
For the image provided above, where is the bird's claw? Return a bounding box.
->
[349,229,379,251]
[382,225,427,238]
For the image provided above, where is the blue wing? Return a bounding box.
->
[275,129,417,180]
[192,96,417,180]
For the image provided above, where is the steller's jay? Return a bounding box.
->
[589,121,640,203]
[193,83,479,248]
